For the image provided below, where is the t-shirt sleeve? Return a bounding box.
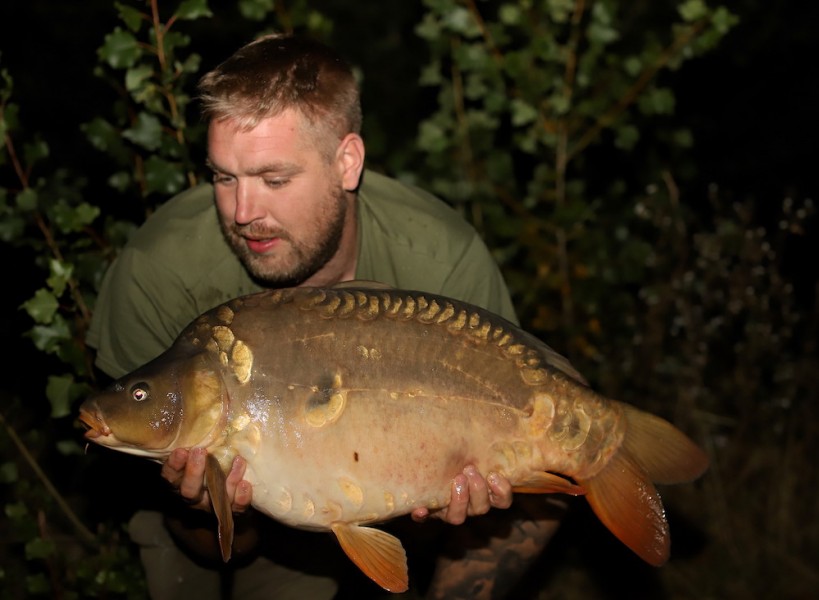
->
[439,232,519,326]
[87,247,196,378]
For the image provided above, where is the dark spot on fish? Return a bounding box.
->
[307,374,336,409]
[354,452,359,462]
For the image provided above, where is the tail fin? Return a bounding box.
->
[579,404,708,566]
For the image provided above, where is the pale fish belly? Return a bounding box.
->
[230,384,549,532]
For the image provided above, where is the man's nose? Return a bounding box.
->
[234,181,264,224]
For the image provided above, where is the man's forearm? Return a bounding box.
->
[425,497,567,600]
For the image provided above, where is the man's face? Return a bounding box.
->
[208,110,352,287]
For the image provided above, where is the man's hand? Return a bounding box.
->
[160,447,253,513]
[411,465,513,525]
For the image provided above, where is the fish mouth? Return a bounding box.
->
[78,408,111,439]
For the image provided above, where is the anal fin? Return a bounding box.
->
[331,522,408,593]
[205,453,234,562]
[512,471,586,495]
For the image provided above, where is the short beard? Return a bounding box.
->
[221,188,348,288]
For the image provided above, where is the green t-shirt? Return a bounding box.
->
[87,170,518,379]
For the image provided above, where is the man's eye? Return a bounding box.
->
[212,173,234,185]
[265,178,288,188]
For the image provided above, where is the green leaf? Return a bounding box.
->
[124,64,153,93]
[107,171,132,192]
[26,574,51,594]
[6,502,28,519]
[56,439,85,456]
[46,374,76,418]
[176,0,214,20]
[51,201,100,234]
[587,22,620,45]
[546,0,573,23]
[678,0,708,22]
[144,155,186,195]
[443,6,481,38]
[239,0,274,21]
[122,112,163,151]
[638,87,676,115]
[510,98,538,126]
[23,139,49,166]
[46,259,73,297]
[417,121,450,153]
[116,2,145,31]
[28,315,71,354]
[615,124,640,150]
[15,187,38,212]
[498,4,522,25]
[0,214,24,242]
[25,537,56,560]
[0,462,18,484]
[20,288,59,324]
[99,28,142,69]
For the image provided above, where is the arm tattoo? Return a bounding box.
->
[424,497,567,600]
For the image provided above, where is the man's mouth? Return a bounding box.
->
[244,237,280,254]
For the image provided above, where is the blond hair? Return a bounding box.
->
[198,34,362,157]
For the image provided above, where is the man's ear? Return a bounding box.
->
[335,133,365,192]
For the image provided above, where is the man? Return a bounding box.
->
[88,34,566,599]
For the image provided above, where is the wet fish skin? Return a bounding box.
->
[79,283,708,592]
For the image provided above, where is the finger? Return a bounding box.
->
[178,447,207,503]
[160,448,189,485]
[410,507,431,523]
[463,465,491,516]
[444,473,469,525]
[487,471,513,509]
[227,456,253,512]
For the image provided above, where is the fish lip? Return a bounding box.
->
[78,408,111,438]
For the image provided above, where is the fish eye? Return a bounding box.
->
[130,383,150,402]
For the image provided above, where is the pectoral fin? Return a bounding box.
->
[204,453,234,562]
[512,471,586,495]
[330,522,408,593]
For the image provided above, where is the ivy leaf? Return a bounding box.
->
[28,315,71,354]
[46,259,73,297]
[46,374,80,418]
[144,155,186,195]
[52,201,100,234]
[20,288,59,325]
